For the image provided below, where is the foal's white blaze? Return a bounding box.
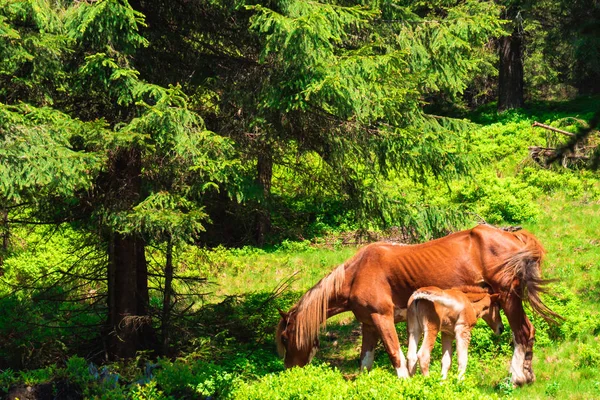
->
[510,341,527,385]
[361,350,374,371]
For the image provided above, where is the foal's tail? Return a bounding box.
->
[409,287,465,313]
[497,230,564,324]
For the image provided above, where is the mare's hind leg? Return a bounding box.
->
[360,324,379,372]
[440,332,453,379]
[371,313,409,378]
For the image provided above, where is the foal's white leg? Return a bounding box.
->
[406,317,421,376]
[417,327,437,377]
[455,328,471,380]
[440,332,453,379]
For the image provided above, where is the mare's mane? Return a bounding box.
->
[276,263,346,354]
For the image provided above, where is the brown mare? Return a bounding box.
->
[406,286,503,379]
[276,224,561,386]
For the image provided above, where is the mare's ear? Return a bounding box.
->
[278,308,288,319]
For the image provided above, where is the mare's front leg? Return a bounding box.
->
[360,323,379,372]
[503,290,536,386]
[371,313,409,378]
[440,332,453,379]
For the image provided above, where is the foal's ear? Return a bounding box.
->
[278,308,288,319]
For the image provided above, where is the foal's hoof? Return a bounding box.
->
[396,367,409,378]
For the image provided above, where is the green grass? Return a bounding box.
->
[211,194,600,399]
[205,245,359,298]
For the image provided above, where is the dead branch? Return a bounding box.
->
[532,121,576,137]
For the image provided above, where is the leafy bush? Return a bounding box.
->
[64,356,93,387]
[130,381,168,400]
[530,285,600,343]
[452,173,540,224]
[276,239,316,253]
[0,369,16,394]
[468,317,513,359]
[229,365,501,400]
[519,167,600,199]
[575,344,600,369]
[154,356,254,399]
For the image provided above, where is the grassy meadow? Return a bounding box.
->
[203,195,600,400]
[1,98,600,399]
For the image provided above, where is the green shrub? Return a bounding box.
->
[130,381,169,400]
[0,369,16,394]
[530,285,600,343]
[155,357,251,399]
[468,317,513,359]
[575,344,600,369]
[229,364,350,400]
[65,356,93,387]
[519,167,597,198]
[276,239,316,253]
[545,381,560,397]
[452,174,540,224]
[230,365,501,400]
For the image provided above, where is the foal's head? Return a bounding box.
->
[474,293,504,335]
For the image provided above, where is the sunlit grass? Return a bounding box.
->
[207,246,358,298]
[205,194,600,398]
[524,195,600,306]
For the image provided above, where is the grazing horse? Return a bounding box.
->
[276,224,561,386]
[406,286,503,379]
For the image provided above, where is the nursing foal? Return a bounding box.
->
[406,286,503,379]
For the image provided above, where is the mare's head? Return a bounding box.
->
[476,293,504,335]
[276,309,319,368]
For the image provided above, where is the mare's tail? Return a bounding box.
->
[497,230,563,324]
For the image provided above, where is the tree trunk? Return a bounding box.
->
[498,28,524,111]
[0,209,7,270]
[254,151,273,246]
[105,148,155,359]
[161,238,174,356]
